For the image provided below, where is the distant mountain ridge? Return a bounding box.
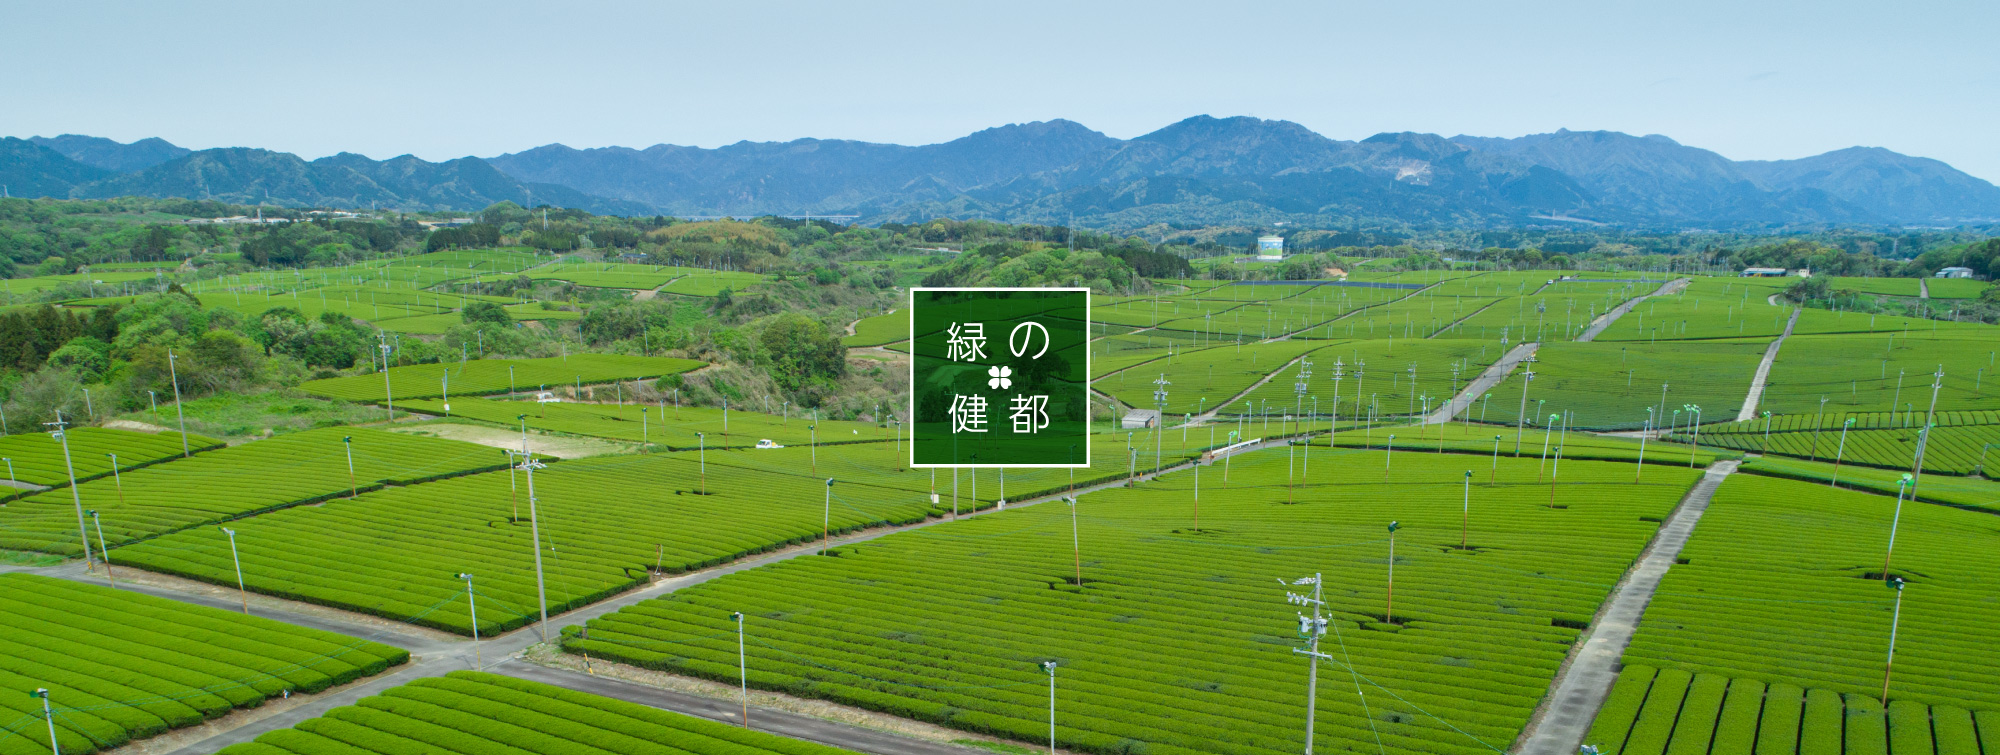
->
[0,136,647,215]
[4,120,1997,228]
[30,134,190,172]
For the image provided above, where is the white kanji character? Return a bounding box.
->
[1009,394,1050,434]
[949,394,989,433]
[946,322,987,362]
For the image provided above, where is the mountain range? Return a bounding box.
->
[7,118,1999,229]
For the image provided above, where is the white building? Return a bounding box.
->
[1121,409,1161,429]
[1256,235,1285,261]
[1937,266,1976,279]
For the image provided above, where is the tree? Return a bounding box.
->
[461,301,511,326]
[759,313,846,396]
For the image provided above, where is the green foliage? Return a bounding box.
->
[0,573,405,755]
[298,354,703,401]
[118,444,937,635]
[0,427,220,486]
[842,309,904,348]
[0,427,509,556]
[568,449,1704,755]
[1624,475,2000,711]
[459,300,509,326]
[759,313,846,395]
[218,671,868,755]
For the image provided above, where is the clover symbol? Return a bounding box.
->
[987,365,1013,390]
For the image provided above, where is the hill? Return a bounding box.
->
[7,118,2000,228]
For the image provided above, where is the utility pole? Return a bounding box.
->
[1042,660,1059,754]
[1386,521,1401,623]
[167,351,189,457]
[820,478,834,554]
[1283,573,1330,755]
[1830,417,1854,486]
[1881,474,1913,580]
[49,420,91,569]
[457,572,482,667]
[221,527,248,613]
[731,611,750,728]
[87,510,112,584]
[342,436,357,497]
[378,336,396,421]
[31,688,58,755]
[1153,374,1170,473]
[1909,367,1944,497]
[1461,471,1472,549]
[1064,496,1081,585]
[505,448,552,642]
[1515,361,1537,453]
[1881,576,1905,706]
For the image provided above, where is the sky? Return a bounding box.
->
[6,0,1997,181]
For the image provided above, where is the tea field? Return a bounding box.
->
[1477,340,1768,430]
[112,446,940,634]
[0,427,508,556]
[842,308,904,347]
[1618,475,2000,710]
[0,573,405,755]
[565,448,1705,755]
[399,396,890,449]
[298,354,704,401]
[1757,331,2000,416]
[1589,473,2000,753]
[1687,422,2000,474]
[0,427,222,488]
[212,671,864,755]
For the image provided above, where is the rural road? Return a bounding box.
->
[1516,459,1740,755]
[1736,306,1800,421]
[1422,341,1539,424]
[1575,277,1689,342]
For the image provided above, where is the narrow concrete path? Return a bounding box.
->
[1919,278,1930,299]
[1516,459,1739,755]
[496,663,986,755]
[1575,278,1689,342]
[1421,342,1539,424]
[1736,307,1800,421]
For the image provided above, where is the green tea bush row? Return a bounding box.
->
[1583,667,1993,755]
[215,671,864,755]
[0,427,507,556]
[1623,475,2000,712]
[0,427,222,488]
[114,446,940,635]
[568,449,1703,755]
[0,574,404,755]
[299,354,703,402]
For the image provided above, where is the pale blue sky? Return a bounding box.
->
[6,0,1997,180]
